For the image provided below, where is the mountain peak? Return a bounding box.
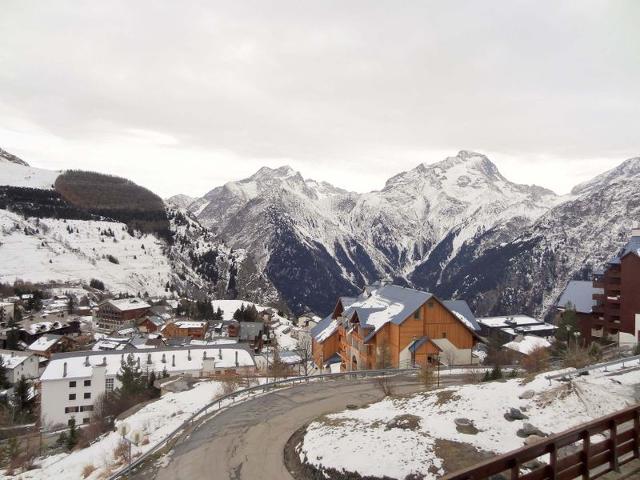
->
[571,156,640,196]
[250,165,300,180]
[0,147,29,166]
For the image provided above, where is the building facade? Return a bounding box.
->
[161,321,207,339]
[591,230,640,344]
[39,345,256,428]
[311,285,480,371]
[96,298,150,331]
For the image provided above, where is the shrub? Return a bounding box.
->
[89,278,105,290]
[106,255,119,265]
[82,464,96,478]
[521,346,550,374]
[113,439,129,464]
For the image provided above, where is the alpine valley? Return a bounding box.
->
[1,147,639,318]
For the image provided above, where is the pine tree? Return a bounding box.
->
[0,356,9,390]
[116,353,146,398]
[147,371,160,398]
[214,307,224,321]
[66,417,78,451]
[14,376,32,414]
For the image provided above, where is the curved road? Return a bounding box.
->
[145,374,468,480]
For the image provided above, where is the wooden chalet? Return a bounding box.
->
[311,285,481,371]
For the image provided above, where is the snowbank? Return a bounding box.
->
[9,381,224,480]
[300,364,640,479]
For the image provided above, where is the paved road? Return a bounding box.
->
[149,374,467,480]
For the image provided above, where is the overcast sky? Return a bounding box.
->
[0,0,638,197]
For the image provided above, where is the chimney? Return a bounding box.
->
[102,357,107,366]
[63,362,67,377]
[235,351,239,367]
[172,354,175,367]
[137,357,141,367]
[218,348,222,360]
[162,353,166,363]
[203,351,207,359]
[147,353,152,364]
[84,356,90,367]
[188,349,191,361]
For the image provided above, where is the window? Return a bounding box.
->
[69,381,76,388]
[427,301,434,309]
[442,332,447,338]
[84,392,91,399]
[80,405,94,412]
[65,406,79,414]
[413,309,421,320]
[82,418,90,424]
[69,393,76,400]
[84,380,91,387]
[105,378,114,392]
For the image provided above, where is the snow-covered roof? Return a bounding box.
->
[41,345,256,381]
[310,315,338,343]
[442,300,480,331]
[172,321,207,329]
[477,315,542,329]
[556,280,602,314]
[104,298,150,312]
[0,352,32,369]
[27,334,62,352]
[503,336,551,355]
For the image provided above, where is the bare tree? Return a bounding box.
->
[375,375,395,397]
[294,335,313,376]
[418,362,435,389]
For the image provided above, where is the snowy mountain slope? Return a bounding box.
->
[432,156,640,317]
[187,151,560,314]
[166,193,196,210]
[0,147,29,166]
[0,155,60,189]
[0,148,281,305]
[0,209,172,295]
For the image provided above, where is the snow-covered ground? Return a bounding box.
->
[0,158,60,189]
[0,210,172,296]
[8,380,226,480]
[300,364,640,479]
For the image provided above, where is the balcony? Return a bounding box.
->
[592,293,605,302]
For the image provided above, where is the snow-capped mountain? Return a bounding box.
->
[432,156,640,318]
[181,151,564,314]
[0,150,280,306]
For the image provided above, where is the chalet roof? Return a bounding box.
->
[442,300,480,331]
[557,280,602,314]
[408,336,441,353]
[103,298,150,312]
[27,334,62,352]
[609,232,640,265]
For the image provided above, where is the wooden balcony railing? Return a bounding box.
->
[443,403,640,480]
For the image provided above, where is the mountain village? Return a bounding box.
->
[1,149,640,480]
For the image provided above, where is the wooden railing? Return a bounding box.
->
[443,404,640,480]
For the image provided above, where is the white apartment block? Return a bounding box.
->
[40,345,256,428]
